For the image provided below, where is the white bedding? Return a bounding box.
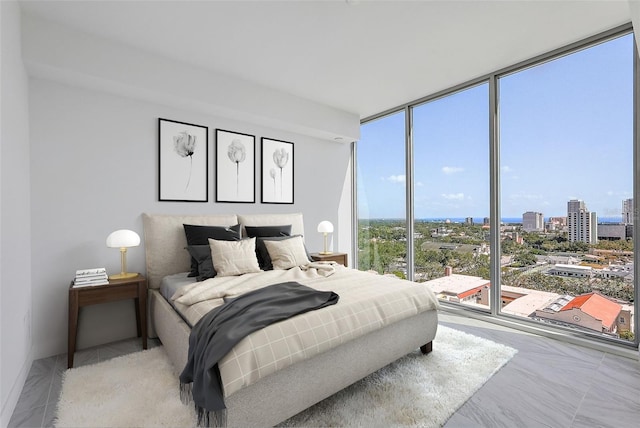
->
[170,264,440,397]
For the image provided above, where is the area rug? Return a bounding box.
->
[55,325,517,427]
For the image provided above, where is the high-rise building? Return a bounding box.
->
[568,199,597,244]
[622,198,633,225]
[465,217,474,225]
[522,211,544,232]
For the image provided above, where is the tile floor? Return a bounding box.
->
[8,338,161,428]
[8,312,640,428]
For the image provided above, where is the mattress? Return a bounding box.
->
[159,272,196,309]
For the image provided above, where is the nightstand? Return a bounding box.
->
[310,252,348,267]
[68,274,147,368]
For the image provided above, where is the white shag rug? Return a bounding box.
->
[55,325,517,428]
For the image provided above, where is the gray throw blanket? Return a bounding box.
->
[179,281,339,427]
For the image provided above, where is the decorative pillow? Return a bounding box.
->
[183,224,241,276]
[255,235,309,270]
[208,238,262,277]
[263,235,311,270]
[185,245,216,281]
[245,224,292,238]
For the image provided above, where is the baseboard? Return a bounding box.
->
[0,349,33,427]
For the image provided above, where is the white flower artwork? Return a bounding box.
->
[159,119,208,202]
[173,131,197,191]
[261,138,294,204]
[216,129,255,203]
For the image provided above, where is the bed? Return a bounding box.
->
[142,212,439,427]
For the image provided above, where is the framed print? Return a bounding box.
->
[261,137,294,204]
[158,118,208,202]
[216,129,255,203]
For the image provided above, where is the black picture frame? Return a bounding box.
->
[215,129,256,203]
[261,137,294,204]
[158,118,208,202]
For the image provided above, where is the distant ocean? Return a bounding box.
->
[415,217,623,224]
[361,217,624,224]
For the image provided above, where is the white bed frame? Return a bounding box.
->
[142,213,439,427]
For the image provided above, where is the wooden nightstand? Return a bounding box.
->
[68,274,147,368]
[310,252,348,267]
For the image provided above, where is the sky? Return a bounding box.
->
[358,33,634,221]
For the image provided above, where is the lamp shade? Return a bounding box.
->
[317,221,334,234]
[106,229,140,248]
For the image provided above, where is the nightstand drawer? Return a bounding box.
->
[75,283,139,305]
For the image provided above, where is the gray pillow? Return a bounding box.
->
[245,224,292,238]
[185,245,216,281]
[183,224,241,276]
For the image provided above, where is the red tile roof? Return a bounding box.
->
[457,285,486,299]
[561,292,621,328]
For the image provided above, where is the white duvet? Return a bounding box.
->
[170,264,440,397]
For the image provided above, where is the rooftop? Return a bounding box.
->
[561,292,622,328]
[426,274,490,296]
[501,285,561,318]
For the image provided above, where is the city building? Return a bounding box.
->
[535,292,630,335]
[597,223,627,241]
[484,285,561,318]
[465,217,474,225]
[546,216,567,232]
[426,268,490,304]
[522,211,544,232]
[547,264,592,278]
[622,198,633,225]
[567,199,597,244]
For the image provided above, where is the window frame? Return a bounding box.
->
[354,23,639,351]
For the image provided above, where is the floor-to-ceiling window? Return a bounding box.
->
[356,26,637,347]
[357,110,407,276]
[498,33,635,342]
[412,83,491,309]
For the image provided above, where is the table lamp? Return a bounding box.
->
[317,221,334,255]
[106,229,140,279]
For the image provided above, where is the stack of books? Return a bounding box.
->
[73,268,109,287]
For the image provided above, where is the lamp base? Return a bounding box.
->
[318,251,333,255]
[108,272,139,280]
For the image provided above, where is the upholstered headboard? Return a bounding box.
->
[142,212,305,289]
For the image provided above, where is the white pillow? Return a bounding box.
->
[263,235,310,270]
[208,238,262,277]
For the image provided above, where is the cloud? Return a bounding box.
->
[441,193,465,200]
[509,192,543,200]
[442,166,464,175]
[607,190,632,197]
[501,165,514,173]
[383,174,406,184]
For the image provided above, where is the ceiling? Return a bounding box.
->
[18,0,632,119]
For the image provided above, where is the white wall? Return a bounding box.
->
[29,78,352,359]
[17,7,356,361]
[1,1,33,425]
[0,7,356,421]
[21,13,360,144]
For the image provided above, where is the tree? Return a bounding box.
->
[512,251,537,267]
[619,330,634,341]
